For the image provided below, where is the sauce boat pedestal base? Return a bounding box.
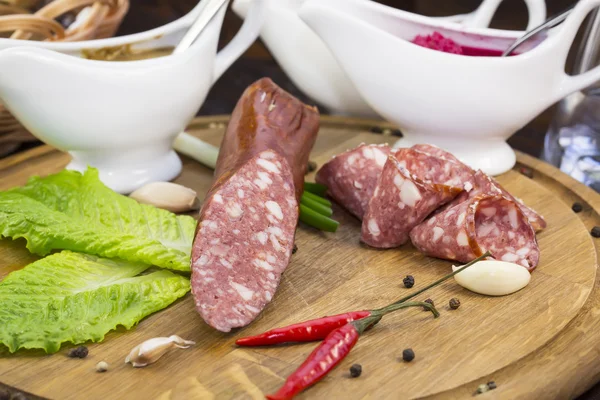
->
[67,147,182,194]
[393,135,516,176]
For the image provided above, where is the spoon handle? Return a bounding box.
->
[502,5,574,56]
[173,0,230,54]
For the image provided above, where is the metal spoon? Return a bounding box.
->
[173,0,229,54]
[502,5,575,57]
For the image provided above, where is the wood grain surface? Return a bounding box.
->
[0,116,599,400]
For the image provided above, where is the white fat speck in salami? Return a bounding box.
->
[257,171,273,185]
[361,149,461,248]
[213,194,223,204]
[432,226,444,242]
[191,150,298,332]
[254,259,274,271]
[265,201,284,220]
[410,195,540,271]
[225,202,243,220]
[368,219,381,237]
[257,158,280,174]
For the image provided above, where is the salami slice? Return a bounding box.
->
[192,150,297,332]
[315,143,390,219]
[409,195,540,270]
[436,169,546,232]
[361,149,462,248]
[411,144,467,166]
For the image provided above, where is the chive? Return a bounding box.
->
[302,190,331,207]
[301,194,333,217]
[303,182,328,197]
[299,204,339,232]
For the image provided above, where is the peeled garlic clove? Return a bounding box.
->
[452,260,531,296]
[125,335,195,368]
[129,182,200,213]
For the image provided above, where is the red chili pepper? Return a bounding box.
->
[235,310,371,347]
[237,252,490,348]
[265,300,439,399]
[265,317,374,400]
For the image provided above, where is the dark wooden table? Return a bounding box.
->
[3,1,600,399]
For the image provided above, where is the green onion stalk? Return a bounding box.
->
[173,133,339,232]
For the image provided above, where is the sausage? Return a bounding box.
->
[409,195,540,271]
[315,143,390,220]
[361,149,463,248]
[191,78,319,332]
[436,169,546,232]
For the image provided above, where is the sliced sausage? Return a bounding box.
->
[191,78,320,332]
[315,143,390,220]
[361,149,462,248]
[410,195,540,271]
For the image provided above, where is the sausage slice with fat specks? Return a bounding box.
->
[410,195,540,271]
[315,143,390,220]
[191,78,319,332]
[361,149,463,248]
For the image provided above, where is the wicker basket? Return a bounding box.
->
[0,0,130,156]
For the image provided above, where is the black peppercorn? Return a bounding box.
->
[306,161,318,174]
[349,363,362,377]
[591,226,600,238]
[572,202,583,213]
[369,126,384,134]
[487,381,497,390]
[402,348,415,362]
[519,167,534,178]
[67,345,89,359]
[0,388,10,400]
[292,244,298,254]
[390,129,403,137]
[449,298,461,310]
[423,298,434,311]
[403,275,415,288]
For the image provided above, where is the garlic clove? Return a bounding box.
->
[452,260,531,296]
[125,335,195,368]
[129,182,200,213]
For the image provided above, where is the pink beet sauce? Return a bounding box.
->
[412,32,509,57]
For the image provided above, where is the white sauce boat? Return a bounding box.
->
[298,0,600,175]
[0,1,207,56]
[0,0,265,193]
[232,0,546,118]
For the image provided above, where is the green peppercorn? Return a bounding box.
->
[403,275,415,288]
[349,364,362,378]
[402,348,415,362]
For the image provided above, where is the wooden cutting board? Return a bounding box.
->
[1,115,600,400]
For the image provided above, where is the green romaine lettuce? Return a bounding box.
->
[0,251,190,353]
[0,168,197,271]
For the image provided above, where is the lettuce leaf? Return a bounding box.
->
[0,168,197,271]
[0,251,190,353]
